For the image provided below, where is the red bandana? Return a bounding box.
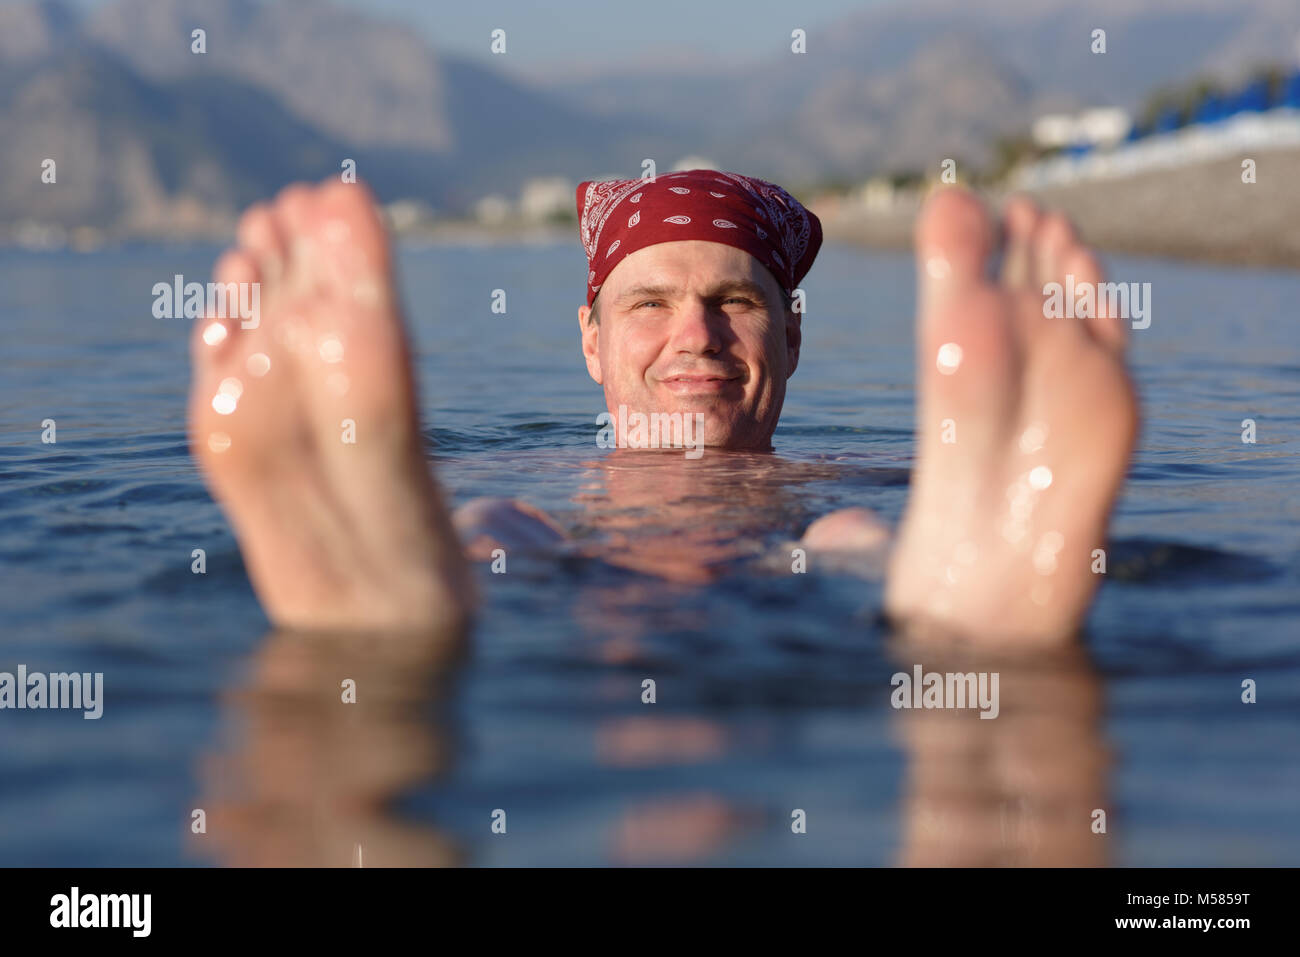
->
[575,169,823,308]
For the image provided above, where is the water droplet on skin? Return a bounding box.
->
[1028,465,1054,490]
[212,393,237,415]
[954,542,978,565]
[1007,478,1035,520]
[246,352,271,377]
[926,256,952,280]
[936,342,963,374]
[945,565,959,584]
[326,372,350,396]
[1032,531,1065,575]
[202,322,228,346]
[1019,422,1048,454]
[318,336,344,363]
[218,377,243,400]
[208,432,231,453]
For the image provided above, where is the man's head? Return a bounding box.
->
[578,240,799,449]
[575,170,822,450]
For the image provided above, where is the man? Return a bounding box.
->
[188,169,1136,645]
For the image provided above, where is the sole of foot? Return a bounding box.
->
[884,187,1138,646]
[188,179,472,631]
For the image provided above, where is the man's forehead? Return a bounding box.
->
[602,240,780,301]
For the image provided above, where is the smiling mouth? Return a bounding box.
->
[659,374,741,394]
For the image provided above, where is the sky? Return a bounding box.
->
[65,0,893,72]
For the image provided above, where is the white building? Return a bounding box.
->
[518,177,575,222]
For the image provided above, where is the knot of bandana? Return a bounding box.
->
[575,169,823,308]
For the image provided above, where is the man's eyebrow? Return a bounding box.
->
[708,279,771,302]
[613,279,772,305]
[614,283,679,305]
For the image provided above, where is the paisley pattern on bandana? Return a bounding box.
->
[576,169,823,308]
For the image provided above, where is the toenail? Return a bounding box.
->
[1028,465,1053,490]
[1019,422,1048,454]
[207,432,231,453]
[246,352,271,377]
[202,322,228,346]
[925,255,951,280]
[318,336,344,363]
[212,392,237,415]
[936,342,963,374]
[218,377,243,400]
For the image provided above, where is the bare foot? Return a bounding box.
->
[188,179,472,630]
[884,188,1138,644]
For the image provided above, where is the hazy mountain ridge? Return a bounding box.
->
[3,0,1297,237]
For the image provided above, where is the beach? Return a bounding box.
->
[819,146,1300,270]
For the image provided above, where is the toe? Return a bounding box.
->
[1033,212,1076,289]
[318,179,388,255]
[1000,195,1040,289]
[1064,246,1126,353]
[273,184,320,287]
[236,203,287,284]
[191,249,260,364]
[915,186,996,310]
[274,183,317,230]
[309,179,393,302]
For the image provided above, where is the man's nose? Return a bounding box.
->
[667,300,724,354]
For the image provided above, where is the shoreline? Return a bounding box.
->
[6,146,1300,270]
[818,145,1300,271]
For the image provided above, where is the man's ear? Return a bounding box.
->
[578,305,603,385]
[785,307,802,379]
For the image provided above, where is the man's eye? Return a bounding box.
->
[724,297,755,306]
[634,301,661,310]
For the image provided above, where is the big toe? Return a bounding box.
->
[307,179,395,307]
[915,186,997,308]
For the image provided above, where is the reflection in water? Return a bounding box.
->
[569,447,885,584]
[610,793,750,865]
[191,625,466,867]
[888,636,1109,866]
[188,447,1109,866]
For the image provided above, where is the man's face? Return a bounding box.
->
[578,240,801,450]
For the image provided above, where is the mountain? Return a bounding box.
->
[2,0,1298,236]
[82,0,454,152]
[529,0,1300,177]
[0,0,77,63]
